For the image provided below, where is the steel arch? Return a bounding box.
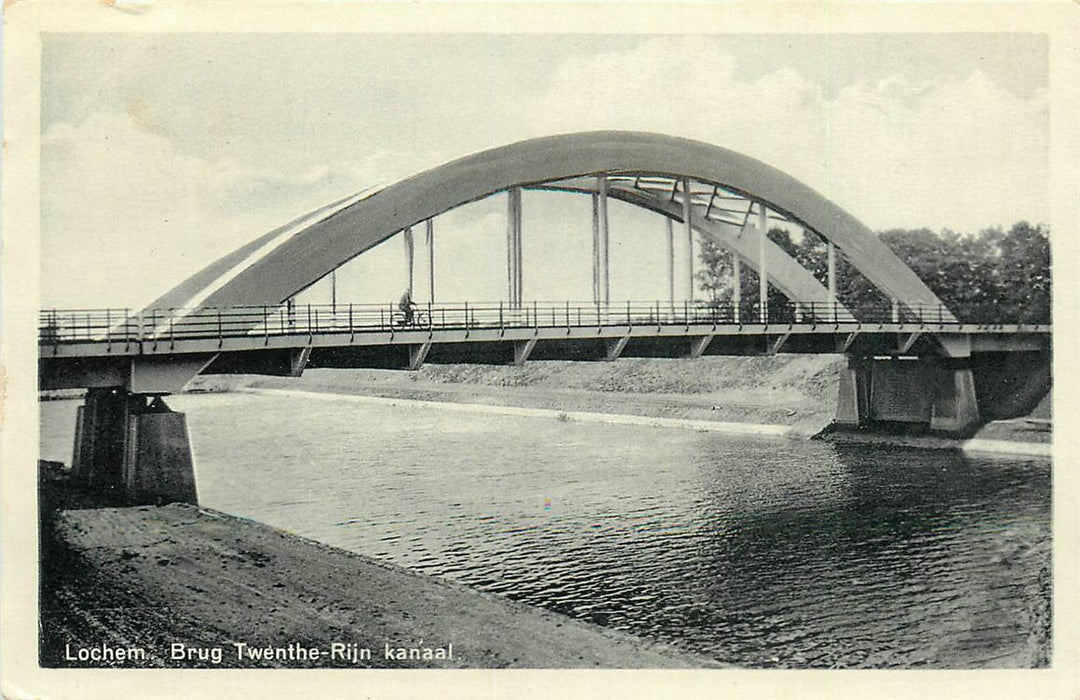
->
[143,131,954,323]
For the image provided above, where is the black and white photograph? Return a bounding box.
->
[4,2,1079,698]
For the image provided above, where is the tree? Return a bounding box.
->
[695,222,1051,324]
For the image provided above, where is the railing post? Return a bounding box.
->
[465,301,470,331]
[217,307,223,345]
[349,303,354,333]
[105,308,112,351]
[534,300,538,330]
[626,300,631,326]
[499,301,504,330]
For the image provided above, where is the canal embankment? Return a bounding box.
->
[182,355,1052,456]
[39,462,722,669]
[189,355,845,435]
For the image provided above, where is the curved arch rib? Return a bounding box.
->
[143,131,954,323]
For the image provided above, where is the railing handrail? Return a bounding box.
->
[37,299,1049,345]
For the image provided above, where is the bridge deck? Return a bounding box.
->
[39,302,1050,360]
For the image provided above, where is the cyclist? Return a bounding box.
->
[398,289,417,326]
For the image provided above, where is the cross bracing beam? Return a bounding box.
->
[141,132,955,329]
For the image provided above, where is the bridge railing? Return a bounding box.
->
[38,300,978,346]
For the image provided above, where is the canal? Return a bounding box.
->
[40,390,1051,668]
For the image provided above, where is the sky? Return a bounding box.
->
[41,32,1049,310]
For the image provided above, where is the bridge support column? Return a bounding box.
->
[929,360,980,436]
[403,227,415,296]
[425,219,435,303]
[408,341,432,371]
[289,346,311,377]
[605,336,630,362]
[758,202,768,324]
[507,187,524,307]
[513,337,538,366]
[687,334,714,359]
[593,176,610,306]
[72,390,198,506]
[834,357,870,427]
[73,388,145,498]
[827,240,837,322]
[666,217,675,314]
[732,256,741,323]
[682,178,694,303]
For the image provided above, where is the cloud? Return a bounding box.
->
[520,37,1048,233]
[41,39,1048,309]
[42,112,384,308]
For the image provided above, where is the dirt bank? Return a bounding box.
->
[39,463,720,670]
[187,354,1052,450]
[191,355,845,435]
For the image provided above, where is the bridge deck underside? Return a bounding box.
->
[40,322,1050,360]
[40,324,1050,391]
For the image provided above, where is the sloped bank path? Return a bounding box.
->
[39,466,721,669]
[213,357,1050,457]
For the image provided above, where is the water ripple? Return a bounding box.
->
[39,395,1054,669]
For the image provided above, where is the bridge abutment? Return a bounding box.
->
[928,360,981,435]
[834,357,870,428]
[834,356,982,437]
[72,389,198,506]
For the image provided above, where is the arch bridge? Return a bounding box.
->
[39,132,1051,505]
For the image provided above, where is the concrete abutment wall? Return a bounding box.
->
[72,389,198,506]
[834,351,1050,437]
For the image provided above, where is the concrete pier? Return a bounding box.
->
[834,357,870,429]
[72,390,197,506]
[834,355,997,438]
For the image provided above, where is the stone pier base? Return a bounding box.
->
[834,356,982,437]
[72,389,198,506]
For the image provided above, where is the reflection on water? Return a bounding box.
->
[40,392,1051,668]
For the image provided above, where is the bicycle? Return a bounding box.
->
[390,309,430,330]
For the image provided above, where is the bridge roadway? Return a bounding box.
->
[40,300,1048,392]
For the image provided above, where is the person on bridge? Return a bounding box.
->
[398,289,417,326]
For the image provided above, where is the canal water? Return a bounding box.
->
[39,391,1051,668]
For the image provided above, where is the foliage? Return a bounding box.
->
[696,221,1050,323]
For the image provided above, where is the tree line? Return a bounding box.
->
[696,221,1050,324]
